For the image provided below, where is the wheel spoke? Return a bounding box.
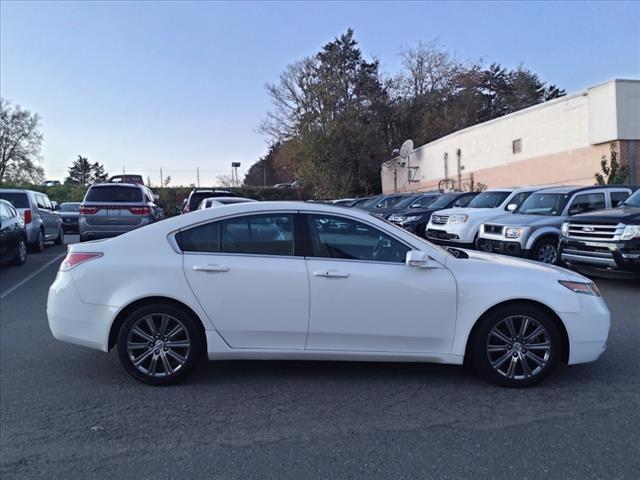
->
[525,351,546,367]
[128,342,149,350]
[525,326,545,343]
[506,356,517,378]
[166,349,187,365]
[487,344,509,353]
[519,317,530,338]
[167,324,185,339]
[131,327,154,343]
[527,342,550,351]
[148,354,159,375]
[165,340,190,349]
[133,347,154,366]
[490,329,512,345]
[492,351,512,369]
[160,351,173,375]
[505,317,517,338]
[158,315,169,337]
[144,316,158,336]
[520,353,532,377]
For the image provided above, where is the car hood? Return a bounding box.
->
[390,207,439,218]
[568,206,640,224]
[451,248,588,282]
[484,213,561,228]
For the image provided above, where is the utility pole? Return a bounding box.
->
[122,166,125,175]
[160,167,163,187]
[456,149,462,190]
[196,167,200,187]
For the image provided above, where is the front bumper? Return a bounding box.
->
[476,238,528,257]
[47,271,117,352]
[559,237,640,277]
[425,228,475,248]
[562,292,611,365]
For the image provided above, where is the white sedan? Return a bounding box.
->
[48,201,610,387]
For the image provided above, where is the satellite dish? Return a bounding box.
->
[399,139,414,159]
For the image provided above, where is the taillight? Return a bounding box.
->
[23,210,32,224]
[60,252,103,271]
[80,205,99,215]
[128,206,151,215]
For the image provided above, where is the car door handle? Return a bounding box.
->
[193,264,230,273]
[312,270,350,278]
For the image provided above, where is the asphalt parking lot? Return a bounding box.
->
[1,237,639,480]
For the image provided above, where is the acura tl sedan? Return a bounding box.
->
[47,202,610,387]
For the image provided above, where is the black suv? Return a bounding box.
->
[559,188,640,278]
[182,189,234,213]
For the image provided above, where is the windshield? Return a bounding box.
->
[375,195,405,208]
[85,186,143,203]
[467,191,511,208]
[409,195,438,208]
[60,203,80,212]
[0,192,29,209]
[427,194,457,209]
[623,190,640,207]
[516,193,569,215]
[393,195,421,209]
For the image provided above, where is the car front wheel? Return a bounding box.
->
[532,238,559,264]
[471,304,561,387]
[14,238,27,266]
[117,303,204,386]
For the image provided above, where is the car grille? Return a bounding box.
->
[483,224,503,235]
[388,215,403,222]
[431,215,449,225]
[566,223,623,241]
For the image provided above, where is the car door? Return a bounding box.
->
[181,212,310,349]
[0,203,10,257]
[303,213,458,354]
[566,191,607,216]
[35,194,56,238]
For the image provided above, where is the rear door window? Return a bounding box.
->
[0,192,29,209]
[178,222,221,252]
[85,186,143,203]
[36,194,47,209]
[221,214,293,256]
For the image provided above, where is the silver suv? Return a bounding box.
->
[79,183,161,242]
[476,185,635,264]
[0,189,63,252]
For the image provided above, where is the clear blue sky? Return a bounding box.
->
[1,0,639,186]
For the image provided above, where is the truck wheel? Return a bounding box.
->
[532,238,559,264]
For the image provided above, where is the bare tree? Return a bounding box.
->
[0,99,44,184]
[395,40,460,97]
[215,174,235,188]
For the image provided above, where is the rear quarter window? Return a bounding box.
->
[0,192,30,209]
[85,186,143,203]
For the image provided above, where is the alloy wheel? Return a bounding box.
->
[536,244,558,264]
[18,240,27,263]
[126,313,191,378]
[486,315,552,380]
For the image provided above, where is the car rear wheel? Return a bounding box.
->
[14,238,27,266]
[30,229,45,253]
[117,303,204,386]
[470,304,561,387]
[54,226,64,245]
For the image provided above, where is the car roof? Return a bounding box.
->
[529,185,604,194]
[90,182,142,188]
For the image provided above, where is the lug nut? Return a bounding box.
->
[154,350,159,354]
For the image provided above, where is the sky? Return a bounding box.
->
[1,0,639,186]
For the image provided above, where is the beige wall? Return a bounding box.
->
[382,79,640,193]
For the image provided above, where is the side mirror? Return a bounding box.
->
[405,250,431,268]
[616,200,624,207]
[506,203,518,212]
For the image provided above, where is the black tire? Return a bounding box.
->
[117,302,204,386]
[531,237,559,264]
[13,238,27,266]
[30,229,45,253]
[470,304,561,387]
[54,226,64,245]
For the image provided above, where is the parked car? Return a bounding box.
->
[0,199,28,266]
[349,196,381,209]
[559,188,640,278]
[109,174,144,185]
[369,193,441,219]
[330,198,357,206]
[182,189,234,213]
[389,191,479,237]
[79,183,161,242]
[425,187,541,248]
[42,180,61,187]
[0,189,64,252]
[198,197,256,209]
[48,201,610,388]
[476,185,635,264]
[58,202,81,233]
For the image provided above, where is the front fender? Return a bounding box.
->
[525,226,561,250]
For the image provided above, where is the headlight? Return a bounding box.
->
[448,214,468,224]
[389,215,403,222]
[404,215,421,222]
[561,222,569,237]
[505,227,524,239]
[621,225,640,240]
[558,280,601,297]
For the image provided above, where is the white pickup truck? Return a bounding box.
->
[425,187,541,249]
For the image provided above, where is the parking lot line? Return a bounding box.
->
[0,253,66,300]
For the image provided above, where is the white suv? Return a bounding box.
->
[425,187,541,248]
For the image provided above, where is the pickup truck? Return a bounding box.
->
[477,185,636,264]
[559,188,640,278]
